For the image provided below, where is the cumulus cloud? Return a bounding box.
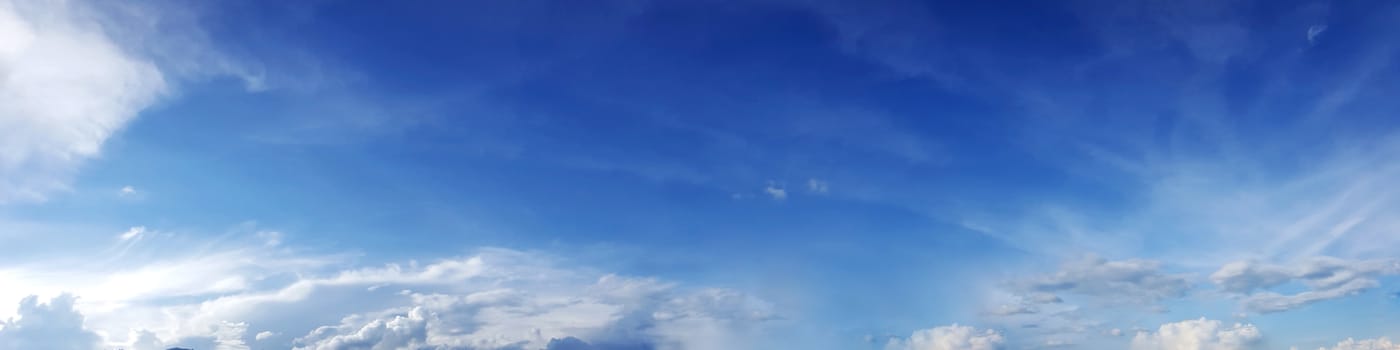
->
[212,321,251,350]
[0,294,101,350]
[885,324,1005,350]
[1318,337,1400,350]
[0,236,775,350]
[1020,255,1191,306]
[1210,257,1400,313]
[0,0,167,202]
[1130,318,1262,350]
[293,273,775,350]
[294,307,431,350]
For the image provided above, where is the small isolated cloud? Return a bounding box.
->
[119,186,137,196]
[1308,25,1328,45]
[1018,255,1191,306]
[988,303,1038,316]
[885,324,1005,350]
[764,181,787,200]
[254,331,278,341]
[0,294,101,350]
[119,226,147,241]
[807,178,829,194]
[1210,257,1400,313]
[1130,318,1262,350]
[1319,337,1400,350]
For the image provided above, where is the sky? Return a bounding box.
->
[2,0,1400,349]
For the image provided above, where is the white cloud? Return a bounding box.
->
[291,272,775,350]
[1130,318,1262,350]
[0,294,101,350]
[0,0,167,202]
[764,182,787,200]
[1020,255,1191,306]
[807,178,829,194]
[118,226,146,241]
[0,232,776,350]
[254,330,278,341]
[1210,257,1400,313]
[126,330,165,350]
[295,307,432,350]
[1307,25,1328,45]
[212,321,250,350]
[885,324,1005,350]
[1318,337,1400,350]
[119,185,137,196]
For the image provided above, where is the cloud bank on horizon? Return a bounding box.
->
[3,0,1400,349]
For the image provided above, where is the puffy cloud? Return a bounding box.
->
[1020,255,1191,306]
[1130,318,1262,350]
[1210,257,1400,313]
[212,321,251,350]
[0,294,100,350]
[293,273,774,350]
[294,307,432,350]
[885,324,1005,350]
[126,330,165,350]
[1318,338,1400,350]
[0,0,166,202]
[0,233,775,350]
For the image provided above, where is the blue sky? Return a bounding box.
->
[3,0,1400,349]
